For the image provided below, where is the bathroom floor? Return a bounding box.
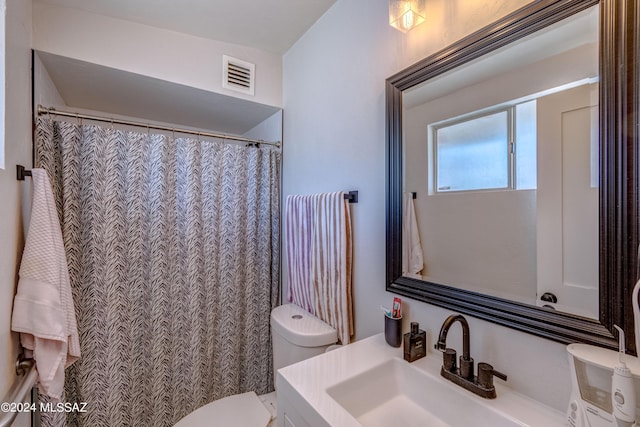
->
[259,392,277,427]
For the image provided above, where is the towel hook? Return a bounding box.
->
[16,165,32,181]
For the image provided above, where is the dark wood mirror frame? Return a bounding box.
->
[386,0,639,352]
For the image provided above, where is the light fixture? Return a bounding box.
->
[389,0,426,33]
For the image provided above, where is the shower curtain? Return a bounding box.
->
[34,117,280,427]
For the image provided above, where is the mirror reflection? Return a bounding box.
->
[402,5,599,318]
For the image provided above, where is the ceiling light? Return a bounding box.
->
[389,0,426,33]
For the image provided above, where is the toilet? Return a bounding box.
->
[174,303,338,426]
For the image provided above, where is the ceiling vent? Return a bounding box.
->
[222,55,255,96]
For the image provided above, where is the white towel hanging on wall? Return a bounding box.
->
[402,192,424,277]
[11,168,80,399]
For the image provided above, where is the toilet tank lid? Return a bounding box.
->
[271,304,337,347]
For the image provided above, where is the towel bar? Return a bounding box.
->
[16,165,32,181]
[0,356,37,427]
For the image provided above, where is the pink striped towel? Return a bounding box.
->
[285,192,353,344]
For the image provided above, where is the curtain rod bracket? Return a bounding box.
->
[16,165,32,181]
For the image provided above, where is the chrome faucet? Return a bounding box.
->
[434,314,507,399]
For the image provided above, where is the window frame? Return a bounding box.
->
[430,102,534,194]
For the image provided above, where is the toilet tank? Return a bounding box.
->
[270,304,337,385]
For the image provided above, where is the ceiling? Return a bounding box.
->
[35,0,337,54]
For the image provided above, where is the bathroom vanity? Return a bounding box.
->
[276,334,565,427]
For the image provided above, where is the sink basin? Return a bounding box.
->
[326,358,523,427]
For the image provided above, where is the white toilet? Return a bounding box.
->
[174,303,338,427]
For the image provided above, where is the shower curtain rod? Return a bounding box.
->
[37,105,281,147]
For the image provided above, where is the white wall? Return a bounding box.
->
[243,110,282,144]
[33,53,66,113]
[32,1,283,109]
[283,0,572,411]
[413,190,537,302]
[0,0,32,426]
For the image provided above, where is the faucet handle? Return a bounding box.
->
[477,362,507,389]
[442,348,457,372]
[493,369,507,382]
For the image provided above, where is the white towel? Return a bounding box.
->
[11,168,80,399]
[402,192,424,277]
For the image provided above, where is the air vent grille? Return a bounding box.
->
[223,55,255,96]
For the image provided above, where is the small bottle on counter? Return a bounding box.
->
[404,322,426,362]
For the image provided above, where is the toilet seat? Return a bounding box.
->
[173,391,271,427]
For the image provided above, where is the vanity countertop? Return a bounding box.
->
[276,333,566,427]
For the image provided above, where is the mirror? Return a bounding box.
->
[403,7,598,318]
[386,0,639,351]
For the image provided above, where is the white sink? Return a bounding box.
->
[326,358,524,427]
[277,335,564,427]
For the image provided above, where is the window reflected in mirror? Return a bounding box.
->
[432,100,537,193]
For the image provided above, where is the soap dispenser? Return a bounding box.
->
[404,322,426,362]
[612,325,636,427]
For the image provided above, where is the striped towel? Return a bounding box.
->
[286,192,353,344]
[285,195,315,313]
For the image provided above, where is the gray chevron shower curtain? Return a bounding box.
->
[34,117,280,427]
